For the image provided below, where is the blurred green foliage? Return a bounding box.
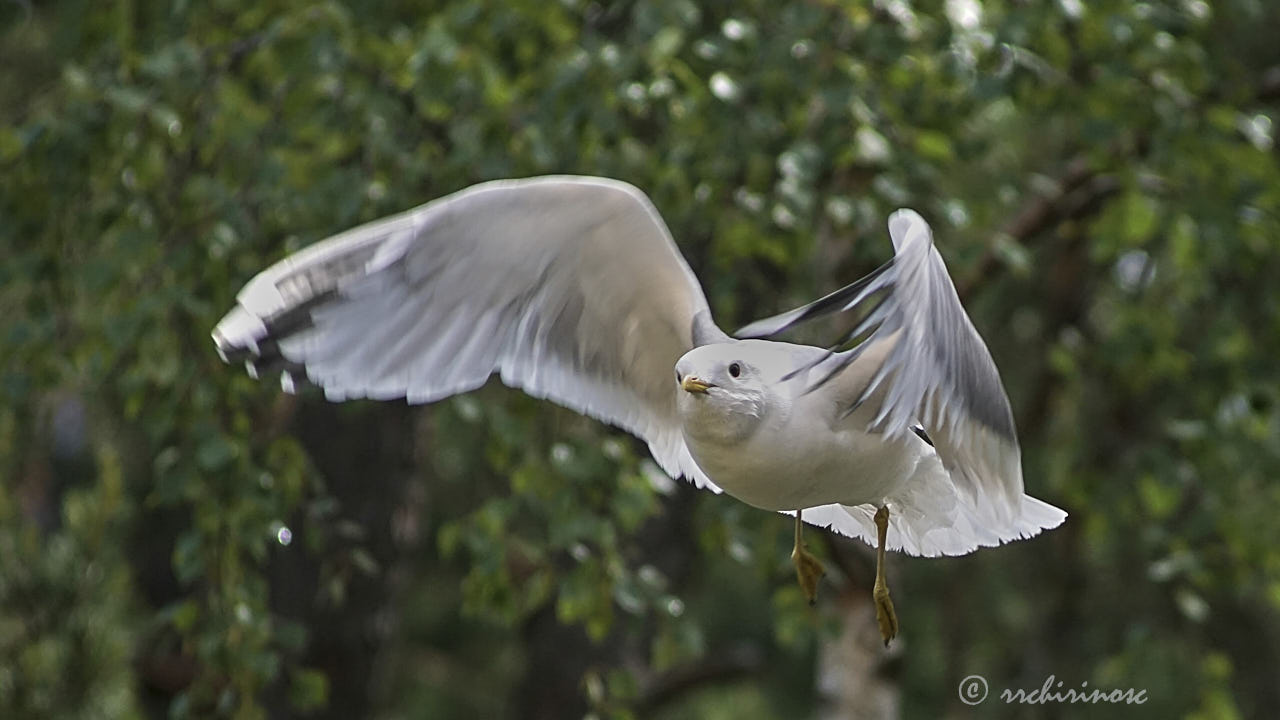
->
[3,0,1280,718]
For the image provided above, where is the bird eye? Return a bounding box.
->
[728,362,741,378]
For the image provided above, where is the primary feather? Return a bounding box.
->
[738,209,1030,526]
[213,176,725,490]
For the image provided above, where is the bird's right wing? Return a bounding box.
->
[213,176,724,490]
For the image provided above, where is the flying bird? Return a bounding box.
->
[212,176,1066,645]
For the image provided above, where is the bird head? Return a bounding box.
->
[674,342,773,446]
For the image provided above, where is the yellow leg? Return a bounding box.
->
[873,505,899,646]
[791,510,825,606]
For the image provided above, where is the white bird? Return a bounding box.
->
[212,176,1066,645]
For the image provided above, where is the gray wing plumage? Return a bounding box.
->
[213,176,724,490]
[737,209,1023,521]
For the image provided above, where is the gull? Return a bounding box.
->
[212,176,1066,645]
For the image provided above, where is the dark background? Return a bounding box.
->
[3,0,1279,718]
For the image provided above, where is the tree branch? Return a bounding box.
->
[957,154,1107,298]
[635,645,766,714]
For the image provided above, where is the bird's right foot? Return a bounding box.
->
[792,510,825,605]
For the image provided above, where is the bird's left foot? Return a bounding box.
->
[873,575,898,646]
[873,505,898,646]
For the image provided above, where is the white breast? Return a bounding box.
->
[681,388,924,511]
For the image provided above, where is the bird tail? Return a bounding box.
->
[794,452,1065,557]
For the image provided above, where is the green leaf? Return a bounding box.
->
[289,668,330,712]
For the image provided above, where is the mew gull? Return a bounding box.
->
[212,175,1066,645]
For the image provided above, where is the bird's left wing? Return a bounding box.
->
[737,210,1023,522]
[213,176,724,490]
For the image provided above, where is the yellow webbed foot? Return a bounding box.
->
[873,505,898,646]
[873,573,898,646]
[791,510,825,605]
[792,542,826,606]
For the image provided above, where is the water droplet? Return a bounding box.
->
[721,18,751,41]
[638,565,663,587]
[624,82,646,103]
[778,150,804,178]
[879,0,921,39]
[944,199,970,227]
[872,175,908,204]
[584,673,605,703]
[855,126,891,164]
[1239,113,1273,151]
[642,460,676,495]
[709,71,740,101]
[1113,249,1154,292]
[733,187,764,213]
[649,77,674,98]
[825,197,854,226]
[946,0,982,30]
[317,74,341,98]
[454,396,482,422]
[1175,588,1209,622]
[666,597,685,617]
[772,204,797,229]
[599,44,620,67]
[276,525,293,546]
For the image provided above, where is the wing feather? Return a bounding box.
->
[738,209,1024,522]
[213,176,726,490]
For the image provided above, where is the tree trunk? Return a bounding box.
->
[817,563,900,719]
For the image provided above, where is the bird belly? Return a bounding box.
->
[683,424,918,512]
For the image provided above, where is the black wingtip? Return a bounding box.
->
[733,258,894,340]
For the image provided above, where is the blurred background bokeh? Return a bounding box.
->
[3,0,1279,718]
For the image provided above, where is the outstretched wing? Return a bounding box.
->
[213,176,725,489]
[737,210,1022,521]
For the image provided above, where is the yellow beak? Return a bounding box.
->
[681,375,713,394]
